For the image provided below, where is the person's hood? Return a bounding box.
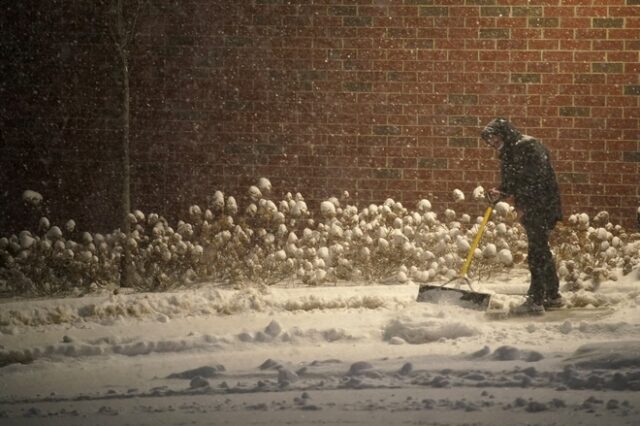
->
[481,118,522,155]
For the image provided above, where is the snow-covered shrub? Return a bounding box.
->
[1,180,638,296]
[0,220,120,295]
[552,212,640,291]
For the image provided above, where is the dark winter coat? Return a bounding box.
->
[481,118,562,229]
[499,135,563,229]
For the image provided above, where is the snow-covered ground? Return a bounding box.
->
[1,267,640,425]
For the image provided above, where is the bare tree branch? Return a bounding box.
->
[126,0,149,49]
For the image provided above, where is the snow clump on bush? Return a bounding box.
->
[22,190,43,206]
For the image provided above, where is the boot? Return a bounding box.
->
[511,297,545,316]
[543,294,565,309]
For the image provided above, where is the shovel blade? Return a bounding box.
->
[417,284,491,310]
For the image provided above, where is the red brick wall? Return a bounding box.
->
[1,0,639,232]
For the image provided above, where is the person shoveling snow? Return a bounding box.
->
[417,118,565,316]
[481,118,563,316]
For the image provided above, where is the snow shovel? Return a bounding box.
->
[417,198,497,310]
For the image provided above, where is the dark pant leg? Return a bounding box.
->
[524,222,559,303]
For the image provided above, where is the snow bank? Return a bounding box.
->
[565,341,640,369]
[0,318,361,366]
[383,318,478,344]
[0,286,412,328]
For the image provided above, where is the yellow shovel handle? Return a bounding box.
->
[460,206,493,277]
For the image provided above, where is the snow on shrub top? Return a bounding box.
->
[22,190,43,206]
[452,189,465,203]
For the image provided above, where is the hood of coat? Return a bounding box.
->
[481,118,522,156]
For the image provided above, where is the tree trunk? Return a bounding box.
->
[119,53,131,287]
[116,0,131,288]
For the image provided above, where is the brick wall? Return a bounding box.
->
[1,0,639,233]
